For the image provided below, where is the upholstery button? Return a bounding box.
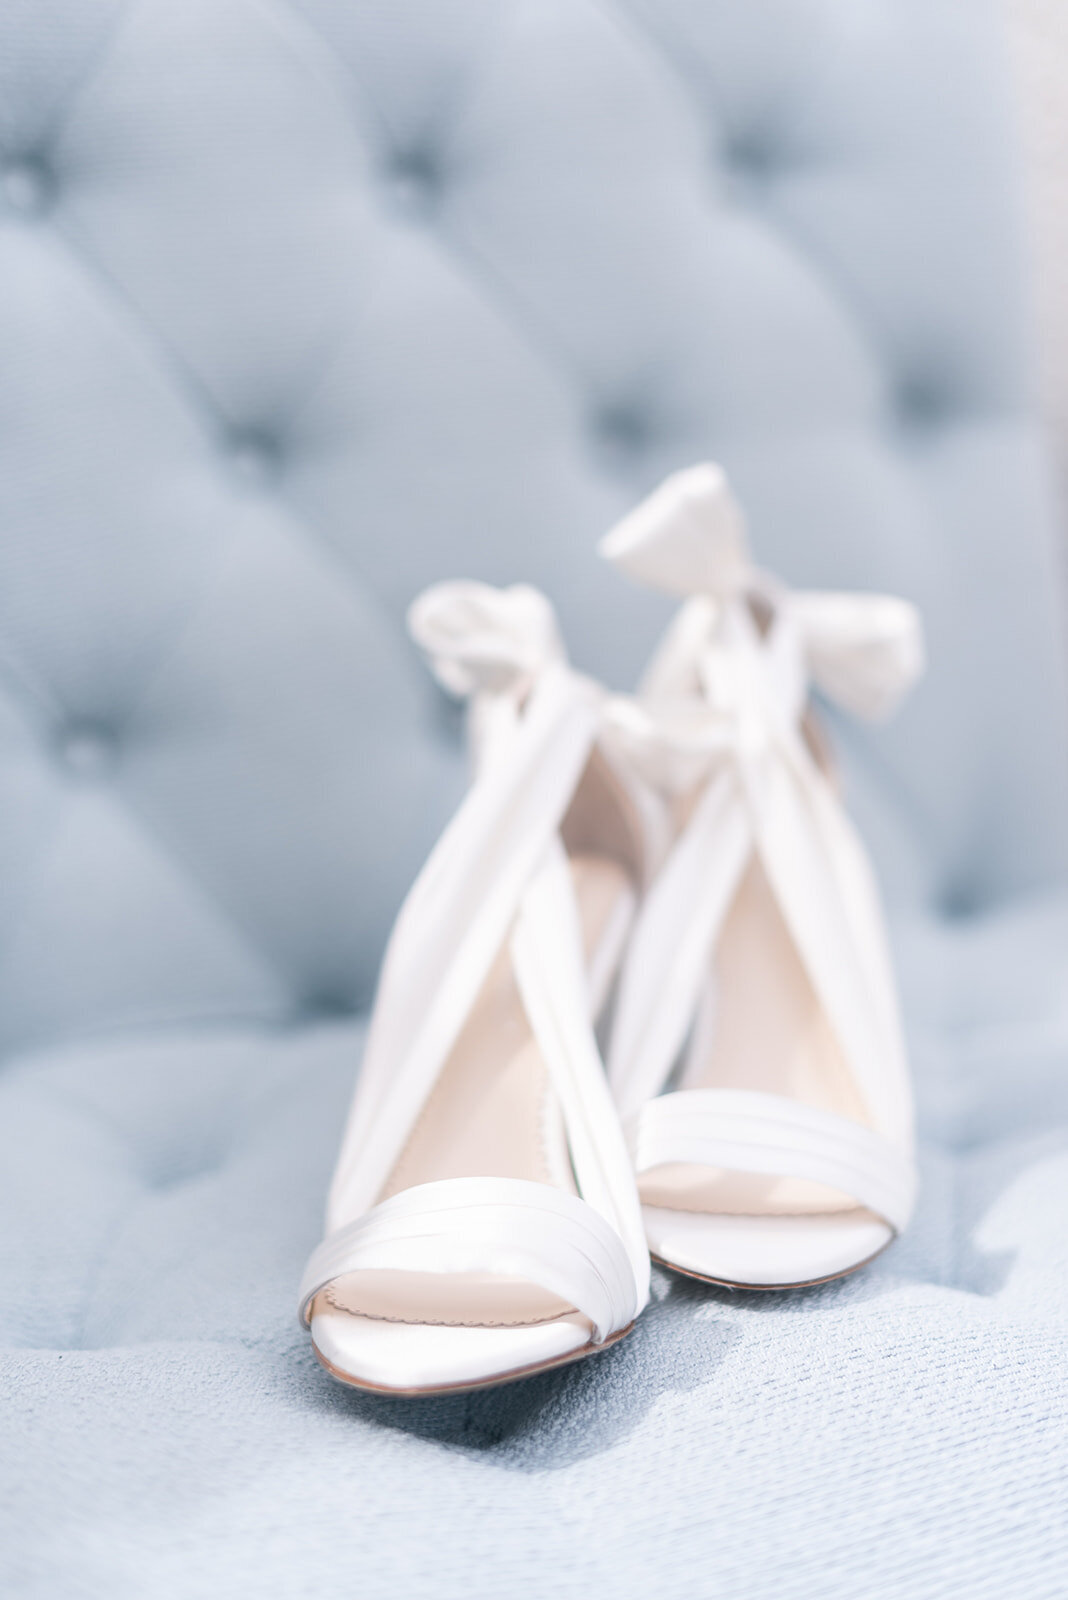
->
[297,990,361,1024]
[382,147,443,222]
[939,883,980,920]
[895,375,951,432]
[725,131,778,179]
[2,155,54,217]
[226,426,281,488]
[590,402,653,473]
[57,722,118,779]
[145,1149,221,1191]
[720,129,786,202]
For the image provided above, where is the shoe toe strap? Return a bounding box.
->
[631,1089,916,1234]
[299,1177,639,1345]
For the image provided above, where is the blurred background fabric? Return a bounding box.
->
[1006,0,1068,528]
[0,2,1066,1596]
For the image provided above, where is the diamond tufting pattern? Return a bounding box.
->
[1,2,1067,1596]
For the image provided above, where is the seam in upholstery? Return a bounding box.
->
[269,0,604,397]
[607,0,1027,422]
[43,220,429,671]
[0,0,138,165]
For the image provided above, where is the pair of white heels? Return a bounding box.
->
[299,463,925,1396]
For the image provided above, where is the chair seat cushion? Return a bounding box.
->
[3,892,1067,1596]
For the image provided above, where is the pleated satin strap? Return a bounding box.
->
[631,1089,916,1235]
[299,1177,639,1345]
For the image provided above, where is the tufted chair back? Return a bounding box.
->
[0,0,1064,1057]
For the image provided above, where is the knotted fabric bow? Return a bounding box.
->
[308,581,649,1340]
[408,581,569,774]
[601,462,923,753]
[408,581,565,698]
[599,465,923,1175]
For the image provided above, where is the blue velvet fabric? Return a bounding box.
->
[1,2,1066,1595]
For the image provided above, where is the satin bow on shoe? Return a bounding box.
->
[598,465,922,1244]
[408,580,575,772]
[408,580,566,697]
[601,460,923,759]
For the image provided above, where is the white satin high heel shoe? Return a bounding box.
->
[600,464,924,1289]
[299,583,651,1394]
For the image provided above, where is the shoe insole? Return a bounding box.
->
[638,854,872,1218]
[323,854,634,1329]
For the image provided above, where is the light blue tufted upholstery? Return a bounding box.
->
[2,3,1067,1596]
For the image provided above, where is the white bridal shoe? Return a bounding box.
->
[300,583,651,1394]
[600,464,924,1289]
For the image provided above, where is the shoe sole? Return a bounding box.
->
[311,1318,636,1398]
[650,1236,891,1292]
